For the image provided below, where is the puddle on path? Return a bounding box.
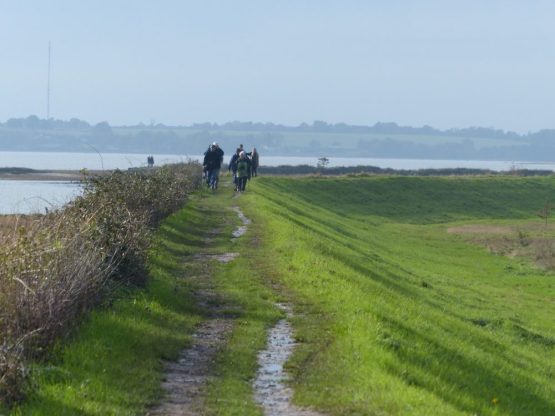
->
[194,252,240,263]
[231,206,251,239]
[254,305,323,416]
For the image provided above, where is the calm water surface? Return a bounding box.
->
[2,151,555,171]
[0,180,81,215]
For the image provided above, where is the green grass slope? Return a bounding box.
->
[241,175,555,415]
[10,175,555,415]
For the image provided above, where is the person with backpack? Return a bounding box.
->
[228,148,241,191]
[236,151,251,192]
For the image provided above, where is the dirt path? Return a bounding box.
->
[149,204,322,415]
[147,207,247,415]
[147,319,233,416]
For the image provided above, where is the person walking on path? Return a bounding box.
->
[236,151,251,192]
[203,142,224,189]
[228,148,241,191]
[250,148,259,177]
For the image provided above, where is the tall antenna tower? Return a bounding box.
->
[47,41,51,119]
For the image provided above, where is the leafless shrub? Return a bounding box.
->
[0,162,202,403]
[537,202,553,228]
[532,238,555,269]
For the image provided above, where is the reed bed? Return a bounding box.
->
[0,162,202,403]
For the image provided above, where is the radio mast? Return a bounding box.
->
[47,42,51,119]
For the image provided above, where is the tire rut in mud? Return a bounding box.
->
[147,208,249,415]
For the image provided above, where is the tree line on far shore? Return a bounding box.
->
[3,115,555,161]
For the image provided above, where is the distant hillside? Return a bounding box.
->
[2,115,555,161]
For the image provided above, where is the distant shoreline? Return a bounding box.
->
[1,164,554,182]
[0,168,105,181]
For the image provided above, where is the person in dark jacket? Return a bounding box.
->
[250,148,259,177]
[203,142,224,189]
[228,148,241,191]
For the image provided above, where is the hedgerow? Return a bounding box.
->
[0,162,202,403]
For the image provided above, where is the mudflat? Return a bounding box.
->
[0,168,106,181]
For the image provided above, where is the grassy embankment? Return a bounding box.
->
[9,175,555,415]
[227,176,554,416]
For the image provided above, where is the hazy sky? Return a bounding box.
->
[1,1,555,132]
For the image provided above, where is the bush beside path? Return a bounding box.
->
[2,163,203,410]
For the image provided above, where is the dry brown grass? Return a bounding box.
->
[448,222,555,268]
[0,216,37,244]
[447,224,514,235]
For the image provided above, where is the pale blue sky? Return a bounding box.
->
[1,1,554,132]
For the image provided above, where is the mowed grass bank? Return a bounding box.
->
[242,176,555,415]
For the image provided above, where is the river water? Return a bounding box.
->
[1,151,554,215]
[2,150,555,171]
[0,180,82,215]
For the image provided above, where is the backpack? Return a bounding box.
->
[237,159,249,178]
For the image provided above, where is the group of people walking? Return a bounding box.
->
[228,144,259,192]
[202,142,259,192]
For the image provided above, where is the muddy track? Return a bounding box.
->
[231,206,251,239]
[147,208,247,415]
[149,205,323,415]
[147,319,233,416]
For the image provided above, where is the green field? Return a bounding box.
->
[13,175,555,415]
[236,176,555,415]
